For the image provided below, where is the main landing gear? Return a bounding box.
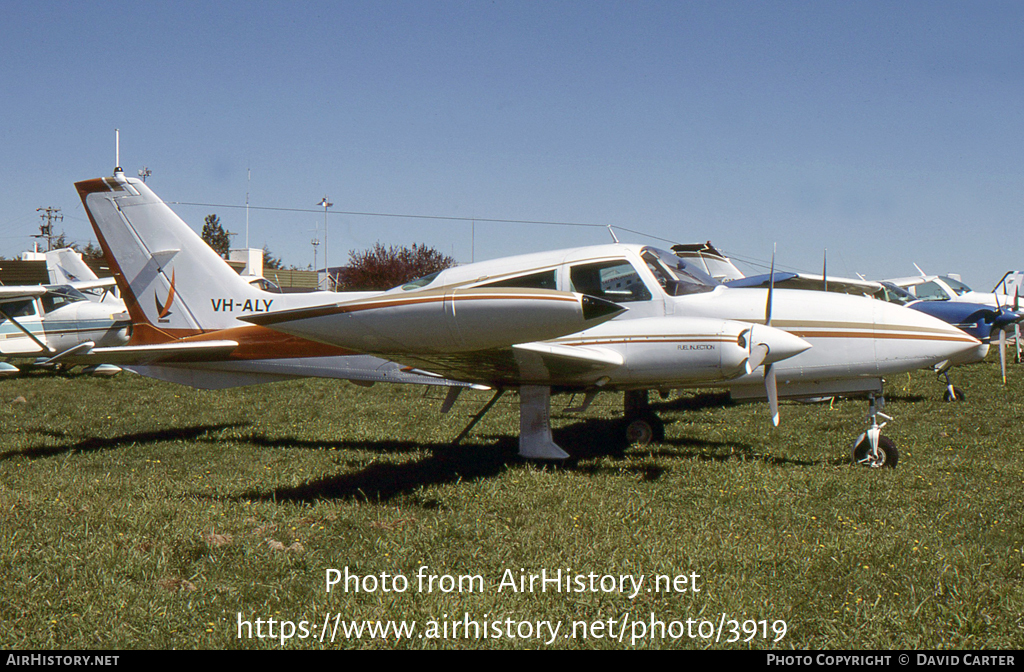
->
[623,390,665,446]
[850,392,898,468]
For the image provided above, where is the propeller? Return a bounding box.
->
[1016,289,1022,364]
[1000,326,1007,385]
[765,245,780,426]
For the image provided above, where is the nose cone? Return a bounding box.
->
[749,323,812,364]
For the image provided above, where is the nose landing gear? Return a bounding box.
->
[851,393,898,468]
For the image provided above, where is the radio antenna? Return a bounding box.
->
[114,129,123,176]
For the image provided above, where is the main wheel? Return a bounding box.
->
[624,414,665,446]
[943,386,966,402]
[626,419,654,446]
[851,435,898,468]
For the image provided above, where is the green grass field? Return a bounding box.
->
[1,356,1022,649]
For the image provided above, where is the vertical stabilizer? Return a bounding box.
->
[75,174,279,341]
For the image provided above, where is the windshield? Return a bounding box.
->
[942,276,973,296]
[41,285,88,313]
[642,248,719,296]
[878,282,917,306]
[399,271,442,292]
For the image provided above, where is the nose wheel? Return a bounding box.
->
[939,372,965,402]
[851,393,898,468]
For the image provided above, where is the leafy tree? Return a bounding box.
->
[339,242,456,291]
[263,246,284,270]
[201,214,231,258]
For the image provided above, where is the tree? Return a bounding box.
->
[262,246,284,271]
[338,242,456,291]
[201,214,231,258]
[80,242,105,262]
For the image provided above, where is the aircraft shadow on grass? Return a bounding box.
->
[232,409,821,504]
[0,423,249,461]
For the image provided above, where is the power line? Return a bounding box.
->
[168,200,683,246]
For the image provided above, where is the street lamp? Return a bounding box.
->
[317,197,333,289]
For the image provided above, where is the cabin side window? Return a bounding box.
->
[568,260,652,303]
[0,299,38,320]
[479,270,558,290]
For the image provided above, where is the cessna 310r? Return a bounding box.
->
[76,170,981,468]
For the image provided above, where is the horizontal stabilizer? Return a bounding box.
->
[59,340,239,365]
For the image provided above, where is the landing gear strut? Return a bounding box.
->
[851,392,898,468]
[623,390,665,446]
[939,371,965,402]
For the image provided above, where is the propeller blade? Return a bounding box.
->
[745,343,769,375]
[1017,322,1022,364]
[1000,327,1007,385]
[766,244,776,327]
[765,363,780,426]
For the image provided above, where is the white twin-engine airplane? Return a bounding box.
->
[74,171,806,456]
[75,170,982,468]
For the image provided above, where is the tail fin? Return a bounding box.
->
[45,248,98,284]
[75,174,285,342]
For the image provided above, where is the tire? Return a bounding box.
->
[625,414,665,446]
[626,419,654,446]
[943,386,966,402]
[851,435,898,469]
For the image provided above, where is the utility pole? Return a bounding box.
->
[34,207,63,251]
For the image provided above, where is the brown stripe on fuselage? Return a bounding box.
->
[245,289,579,326]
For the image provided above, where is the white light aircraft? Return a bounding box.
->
[0,282,131,377]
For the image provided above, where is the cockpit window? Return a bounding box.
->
[641,248,718,296]
[480,270,557,290]
[569,260,652,303]
[941,276,972,296]
[40,286,88,313]
[399,271,442,292]
[877,282,917,306]
[909,281,950,302]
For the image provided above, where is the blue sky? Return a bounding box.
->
[1,1,1021,289]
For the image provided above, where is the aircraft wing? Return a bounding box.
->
[726,272,882,297]
[327,342,625,387]
[0,286,47,302]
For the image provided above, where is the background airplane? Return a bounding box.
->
[0,282,130,376]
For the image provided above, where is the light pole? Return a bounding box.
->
[317,197,333,290]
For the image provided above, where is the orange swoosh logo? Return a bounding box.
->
[155,270,176,319]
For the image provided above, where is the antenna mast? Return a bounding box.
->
[114,129,122,175]
[245,168,250,249]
